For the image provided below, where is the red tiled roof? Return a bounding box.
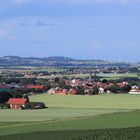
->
[26,85,44,89]
[7,98,27,105]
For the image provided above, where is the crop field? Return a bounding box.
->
[1,94,140,139]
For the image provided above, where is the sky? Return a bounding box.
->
[0,0,140,62]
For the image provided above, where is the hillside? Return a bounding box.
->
[0,56,130,67]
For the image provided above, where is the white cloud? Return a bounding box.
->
[0,28,16,40]
[9,35,16,40]
[0,29,8,36]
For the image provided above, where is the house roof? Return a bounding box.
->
[0,85,14,89]
[116,82,126,88]
[0,88,11,92]
[26,85,44,89]
[7,98,27,105]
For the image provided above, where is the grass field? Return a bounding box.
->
[1,94,140,139]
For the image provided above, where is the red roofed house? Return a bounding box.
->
[7,98,28,109]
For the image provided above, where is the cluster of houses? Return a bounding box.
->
[1,75,140,110]
[0,78,140,96]
[48,88,77,95]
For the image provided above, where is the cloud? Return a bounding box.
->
[0,29,7,36]
[34,19,48,26]
[0,28,16,40]
[9,35,16,40]
[19,18,55,27]
[19,22,29,26]
[34,19,55,27]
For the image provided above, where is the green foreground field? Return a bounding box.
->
[1,94,140,139]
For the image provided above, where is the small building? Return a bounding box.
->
[7,98,28,109]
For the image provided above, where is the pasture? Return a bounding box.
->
[1,94,140,139]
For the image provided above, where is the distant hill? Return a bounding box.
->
[0,56,130,67]
[45,56,74,61]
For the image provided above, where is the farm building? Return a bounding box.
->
[7,98,28,109]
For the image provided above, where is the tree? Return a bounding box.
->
[122,84,132,93]
[44,84,51,91]
[89,86,99,95]
[54,77,60,83]
[23,94,29,102]
[0,92,13,103]
[102,79,109,84]
[62,84,71,90]
[77,86,85,95]
[11,91,23,98]
[108,85,121,93]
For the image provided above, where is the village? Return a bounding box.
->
[0,66,140,110]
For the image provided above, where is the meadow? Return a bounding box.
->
[1,94,140,139]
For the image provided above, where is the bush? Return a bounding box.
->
[0,103,10,109]
[22,102,46,110]
[108,85,121,93]
[0,92,13,104]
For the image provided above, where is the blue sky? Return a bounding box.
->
[0,0,140,62]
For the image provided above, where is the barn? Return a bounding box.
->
[7,98,27,109]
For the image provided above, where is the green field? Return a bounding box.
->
[38,73,139,79]
[1,94,140,139]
